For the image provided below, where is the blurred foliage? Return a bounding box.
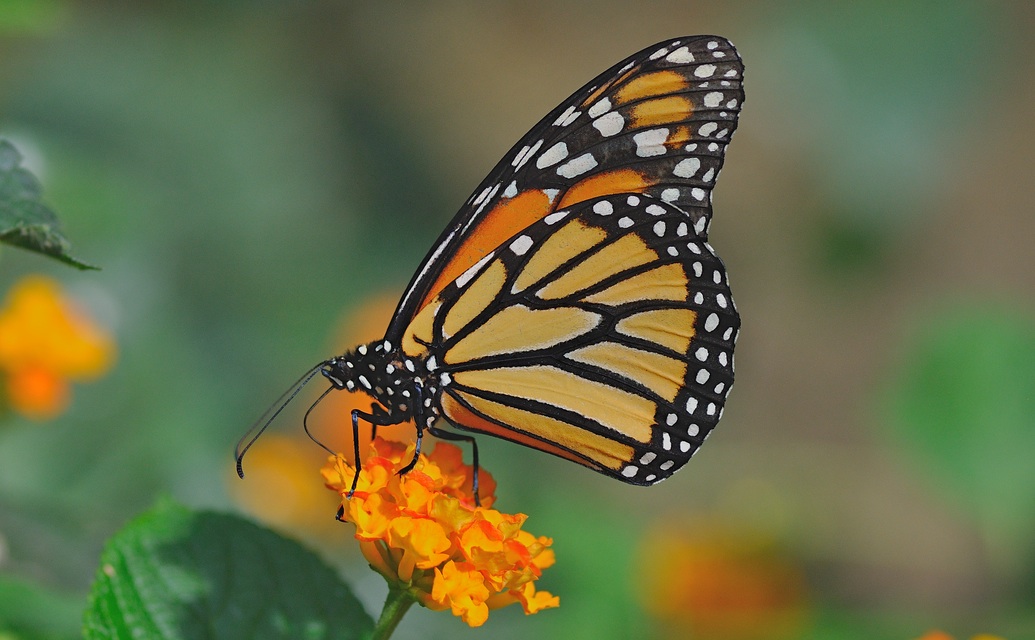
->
[886,305,1035,570]
[0,574,81,640]
[0,1,1033,639]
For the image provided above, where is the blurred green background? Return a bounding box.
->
[2,1,1034,639]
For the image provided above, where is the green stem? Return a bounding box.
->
[370,586,415,640]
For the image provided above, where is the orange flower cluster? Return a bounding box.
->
[0,275,115,419]
[322,437,559,627]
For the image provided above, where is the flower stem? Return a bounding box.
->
[371,586,415,640]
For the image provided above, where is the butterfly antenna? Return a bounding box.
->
[235,363,326,478]
[303,385,337,457]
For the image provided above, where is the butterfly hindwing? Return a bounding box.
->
[400,194,739,484]
[388,36,744,342]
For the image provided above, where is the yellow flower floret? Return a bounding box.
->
[322,437,558,627]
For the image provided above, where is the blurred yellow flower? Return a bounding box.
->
[0,275,115,419]
[228,433,344,541]
[322,437,558,628]
[636,518,808,640]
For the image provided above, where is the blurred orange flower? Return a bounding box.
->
[322,437,558,627]
[636,518,808,640]
[0,275,115,419]
[916,632,1005,640]
[310,291,415,460]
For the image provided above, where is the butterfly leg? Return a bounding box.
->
[337,407,409,522]
[396,423,424,476]
[429,424,481,506]
[396,383,429,476]
[370,403,394,442]
[346,407,408,500]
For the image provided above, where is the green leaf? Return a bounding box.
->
[83,499,373,640]
[0,139,97,270]
[886,304,1035,556]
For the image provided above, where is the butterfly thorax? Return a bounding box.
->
[319,339,442,428]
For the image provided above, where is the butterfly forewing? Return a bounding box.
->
[387,36,744,343]
[400,194,739,484]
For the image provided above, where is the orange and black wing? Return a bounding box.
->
[400,194,739,484]
[386,36,744,344]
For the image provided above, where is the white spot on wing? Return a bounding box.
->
[592,200,613,215]
[673,157,701,178]
[557,153,598,178]
[633,128,670,158]
[544,210,568,225]
[694,64,717,78]
[588,97,611,118]
[665,46,694,63]
[455,252,494,288]
[510,235,534,255]
[593,111,625,137]
[536,142,569,169]
[473,182,500,214]
[704,313,719,332]
[514,139,543,170]
[703,92,723,108]
[553,105,576,126]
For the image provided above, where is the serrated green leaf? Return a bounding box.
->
[0,139,97,270]
[83,499,373,640]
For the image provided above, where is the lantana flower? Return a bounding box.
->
[322,437,558,630]
[0,275,115,419]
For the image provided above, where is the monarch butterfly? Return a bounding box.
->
[237,35,743,502]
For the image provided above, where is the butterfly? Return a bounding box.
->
[237,35,743,502]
